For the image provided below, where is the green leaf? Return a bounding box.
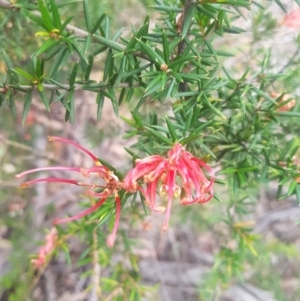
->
[96,91,105,121]
[113,55,126,87]
[91,13,106,34]
[50,0,62,29]
[2,50,13,69]
[67,89,75,123]
[166,77,176,101]
[49,78,68,90]
[84,34,92,57]
[144,126,173,145]
[83,0,92,32]
[84,54,94,81]
[103,15,109,38]
[126,16,149,51]
[204,39,218,61]
[37,0,54,31]
[118,88,126,105]
[54,91,67,103]
[37,82,44,92]
[60,16,74,32]
[49,47,70,77]
[162,30,170,65]
[168,56,196,69]
[181,4,194,40]
[288,180,297,196]
[202,95,226,120]
[165,117,177,141]
[12,68,35,81]
[215,0,250,6]
[136,38,164,65]
[93,35,123,52]
[9,92,16,120]
[35,39,59,56]
[97,158,124,180]
[274,0,287,12]
[103,87,118,116]
[179,133,203,146]
[72,40,89,64]
[69,62,78,86]
[161,71,167,91]
[22,9,48,31]
[276,111,300,118]
[35,57,44,79]
[144,74,162,96]
[103,49,114,81]
[169,71,183,83]
[38,90,50,111]
[22,92,33,126]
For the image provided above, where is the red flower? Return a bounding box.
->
[124,143,214,230]
[16,136,122,248]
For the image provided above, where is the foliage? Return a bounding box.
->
[1,0,300,300]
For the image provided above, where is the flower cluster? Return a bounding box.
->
[16,136,123,248]
[31,227,58,268]
[17,138,215,251]
[124,143,214,230]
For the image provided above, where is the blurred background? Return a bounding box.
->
[1,0,300,300]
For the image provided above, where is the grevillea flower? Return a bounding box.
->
[31,227,58,268]
[16,136,123,248]
[124,143,214,230]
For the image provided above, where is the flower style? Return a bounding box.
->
[16,136,123,248]
[124,143,214,230]
[31,227,58,268]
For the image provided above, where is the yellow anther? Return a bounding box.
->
[173,185,181,198]
[159,184,168,197]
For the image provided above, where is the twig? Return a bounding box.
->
[8,82,141,92]
[2,137,59,162]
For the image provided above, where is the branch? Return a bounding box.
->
[8,82,141,92]
[2,137,60,162]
